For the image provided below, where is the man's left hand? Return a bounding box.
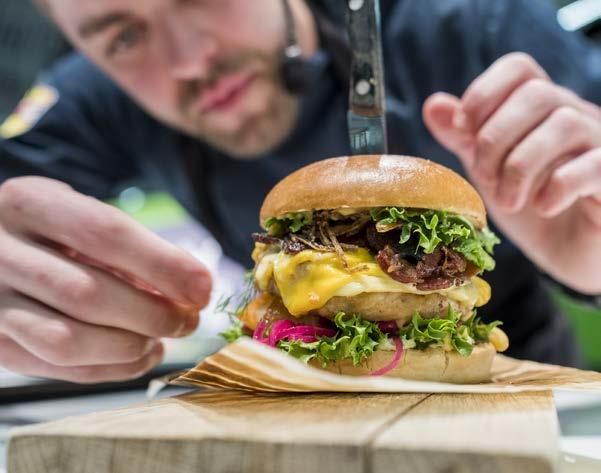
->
[423,52,601,294]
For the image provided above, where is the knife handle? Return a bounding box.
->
[346,0,386,116]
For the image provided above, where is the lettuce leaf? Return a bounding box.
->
[278,312,388,367]
[265,212,313,236]
[398,305,502,357]
[220,321,244,343]
[263,208,500,271]
[370,207,500,271]
[220,306,503,363]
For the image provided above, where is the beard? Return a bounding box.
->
[176,49,300,159]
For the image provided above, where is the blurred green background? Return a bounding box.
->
[553,293,601,371]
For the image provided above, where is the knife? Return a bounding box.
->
[346,0,388,155]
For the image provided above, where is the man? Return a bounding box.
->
[0,0,599,383]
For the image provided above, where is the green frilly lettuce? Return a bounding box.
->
[398,305,502,358]
[265,212,313,236]
[278,312,389,367]
[262,208,499,271]
[220,321,244,343]
[221,307,502,366]
[370,207,500,271]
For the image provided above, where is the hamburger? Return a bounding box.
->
[221,155,508,383]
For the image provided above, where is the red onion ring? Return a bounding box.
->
[253,320,267,341]
[268,320,296,347]
[370,337,403,376]
[377,321,399,334]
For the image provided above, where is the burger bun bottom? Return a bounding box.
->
[310,343,496,384]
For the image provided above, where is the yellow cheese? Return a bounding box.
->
[251,243,269,264]
[489,327,509,352]
[253,245,491,316]
[472,275,491,307]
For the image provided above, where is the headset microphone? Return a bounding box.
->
[280,0,308,95]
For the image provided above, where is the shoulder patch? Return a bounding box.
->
[0,84,59,140]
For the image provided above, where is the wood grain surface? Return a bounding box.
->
[8,390,558,473]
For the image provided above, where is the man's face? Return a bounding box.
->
[48,0,304,158]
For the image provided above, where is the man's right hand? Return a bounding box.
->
[0,177,212,383]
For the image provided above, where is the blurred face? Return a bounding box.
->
[47,0,315,158]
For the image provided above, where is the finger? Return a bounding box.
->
[0,335,164,384]
[423,92,476,167]
[580,196,601,229]
[0,232,200,338]
[473,80,598,183]
[53,246,177,297]
[534,148,601,218]
[495,106,599,212]
[0,290,160,367]
[460,52,549,132]
[0,177,212,306]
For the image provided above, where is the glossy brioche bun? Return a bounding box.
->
[310,343,496,383]
[260,155,487,230]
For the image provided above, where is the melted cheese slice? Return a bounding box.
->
[253,245,491,316]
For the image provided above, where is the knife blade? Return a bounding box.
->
[346,0,388,155]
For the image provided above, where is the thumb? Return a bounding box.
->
[423,92,476,169]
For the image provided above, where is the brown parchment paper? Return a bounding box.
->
[167,338,601,394]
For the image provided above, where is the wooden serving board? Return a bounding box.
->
[8,390,559,473]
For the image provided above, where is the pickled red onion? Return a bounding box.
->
[280,326,336,339]
[254,320,337,347]
[271,324,336,346]
[253,320,267,341]
[370,337,403,376]
[268,320,296,346]
[377,321,398,334]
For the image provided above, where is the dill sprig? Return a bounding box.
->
[217,271,256,342]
